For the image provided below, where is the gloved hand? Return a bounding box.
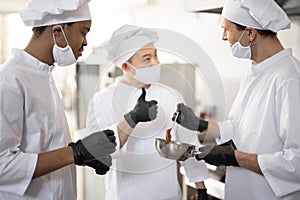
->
[69,129,117,175]
[124,88,158,128]
[197,188,208,200]
[172,103,208,132]
[195,140,239,167]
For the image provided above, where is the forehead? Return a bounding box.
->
[221,17,234,29]
[73,20,92,31]
[134,43,156,56]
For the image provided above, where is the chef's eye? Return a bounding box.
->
[143,57,151,62]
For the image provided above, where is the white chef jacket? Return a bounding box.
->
[0,49,76,200]
[217,49,300,200]
[86,79,208,200]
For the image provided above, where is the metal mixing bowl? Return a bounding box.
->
[155,138,199,161]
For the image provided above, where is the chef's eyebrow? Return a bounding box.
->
[141,49,157,58]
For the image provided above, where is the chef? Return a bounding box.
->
[86,24,209,200]
[173,0,300,199]
[0,0,119,199]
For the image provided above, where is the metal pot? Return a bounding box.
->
[155,138,202,161]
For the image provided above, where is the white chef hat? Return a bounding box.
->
[107,24,158,68]
[222,0,290,32]
[19,0,91,27]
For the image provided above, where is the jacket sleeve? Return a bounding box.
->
[216,120,234,144]
[0,76,37,196]
[86,93,113,132]
[85,92,121,152]
[258,78,300,198]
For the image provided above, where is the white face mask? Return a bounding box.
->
[231,29,251,59]
[52,26,76,66]
[126,62,161,84]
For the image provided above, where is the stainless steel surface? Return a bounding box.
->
[155,138,202,161]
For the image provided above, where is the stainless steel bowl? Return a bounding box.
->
[155,138,201,161]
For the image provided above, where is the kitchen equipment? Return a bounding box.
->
[155,138,202,161]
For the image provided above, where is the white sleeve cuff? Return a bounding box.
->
[216,120,234,144]
[258,153,300,198]
[0,152,37,196]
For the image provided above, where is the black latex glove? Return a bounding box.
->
[172,103,208,132]
[197,189,208,200]
[69,129,117,175]
[124,88,158,128]
[195,140,239,167]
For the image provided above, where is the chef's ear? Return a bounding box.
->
[121,62,131,72]
[246,27,256,41]
[52,24,64,35]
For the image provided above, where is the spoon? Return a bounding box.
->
[166,111,179,142]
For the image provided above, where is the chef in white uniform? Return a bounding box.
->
[173,0,300,199]
[86,24,209,200]
[0,0,117,199]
